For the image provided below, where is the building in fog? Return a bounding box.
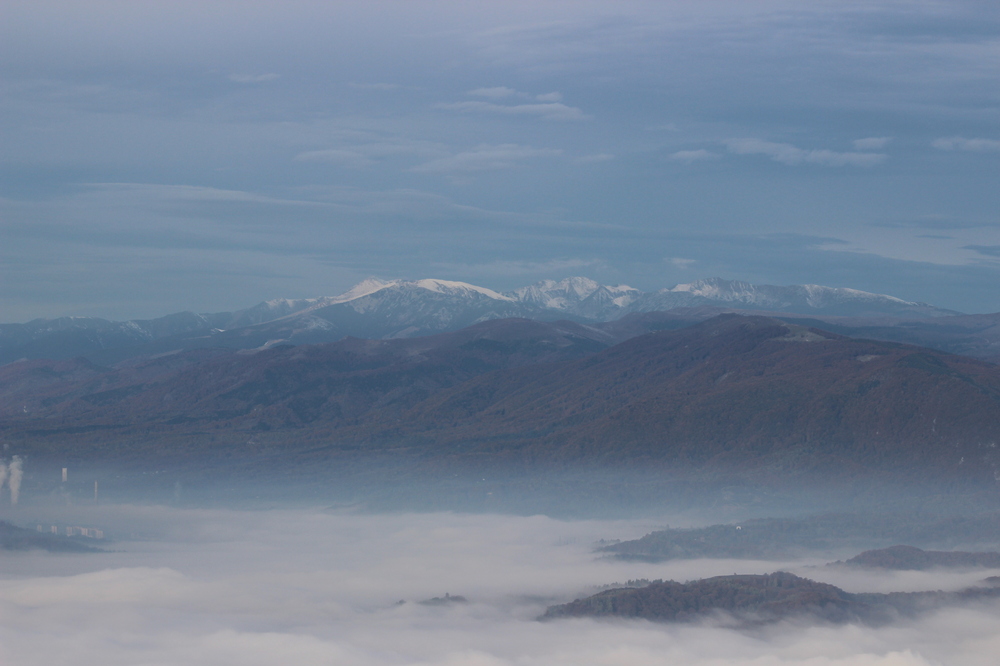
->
[37,524,104,539]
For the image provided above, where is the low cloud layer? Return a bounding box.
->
[0,506,998,665]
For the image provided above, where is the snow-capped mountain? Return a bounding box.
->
[0,277,958,364]
[510,277,641,319]
[265,278,530,341]
[625,278,948,317]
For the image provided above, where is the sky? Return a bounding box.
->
[1,505,999,665]
[1,0,999,320]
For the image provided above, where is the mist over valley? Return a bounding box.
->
[4,1,1000,664]
[5,289,1000,662]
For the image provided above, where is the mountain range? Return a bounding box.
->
[6,314,1000,491]
[0,277,960,365]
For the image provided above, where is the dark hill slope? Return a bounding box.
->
[375,315,1000,479]
[5,315,1000,485]
[840,545,1000,570]
[0,318,613,460]
[602,513,1000,561]
[540,572,1000,625]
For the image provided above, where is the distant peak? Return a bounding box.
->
[554,276,601,297]
[671,277,752,293]
[330,278,398,303]
[410,279,513,301]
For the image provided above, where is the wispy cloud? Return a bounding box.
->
[726,139,886,167]
[468,86,520,99]
[228,73,279,83]
[349,82,402,91]
[670,149,718,162]
[932,137,1000,152]
[575,153,615,164]
[535,92,563,102]
[853,137,892,150]
[871,215,996,230]
[964,244,1000,258]
[411,144,562,174]
[433,257,608,278]
[667,257,697,269]
[294,149,377,168]
[294,139,447,168]
[467,87,564,103]
[435,100,588,121]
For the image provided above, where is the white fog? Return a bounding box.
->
[1,506,998,665]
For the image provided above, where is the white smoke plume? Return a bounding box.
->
[8,456,23,506]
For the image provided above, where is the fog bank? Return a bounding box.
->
[1,507,998,665]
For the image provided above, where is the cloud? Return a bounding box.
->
[294,139,447,167]
[468,86,520,99]
[431,257,609,278]
[853,137,892,150]
[670,149,718,162]
[293,149,376,168]
[725,139,887,167]
[668,257,697,268]
[349,82,402,91]
[228,73,279,83]
[411,144,562,174]
[465,88,564,103]
[963,245,1000,258]
[932,137,1000,152]
[575,153,615,164]
[870,215,998,230]
[435,101,588,121]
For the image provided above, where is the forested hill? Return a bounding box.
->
[3,314,1000,486]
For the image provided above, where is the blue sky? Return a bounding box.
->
[2,1,999,319]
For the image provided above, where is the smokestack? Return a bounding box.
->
[62,467,67,483]
[94,481,99,503]
[0,461,7,493]
[9,456,23,506]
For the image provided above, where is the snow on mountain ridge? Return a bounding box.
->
[670,278,766,303]
[799,284,911,307]
[667,278,923,310]
[508,277,638,312]
[329,278,397,303]
[411,279,514,301]
[253,276,946,324]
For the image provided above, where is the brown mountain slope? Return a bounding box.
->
[0,318,613,458]
[353,315,1000,479]
[840,545,1000,570]
[5,315,1000,485]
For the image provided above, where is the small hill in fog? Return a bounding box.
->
[541,572,1000,626]
[601,513,1000,561]
[838,545,1000,570]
